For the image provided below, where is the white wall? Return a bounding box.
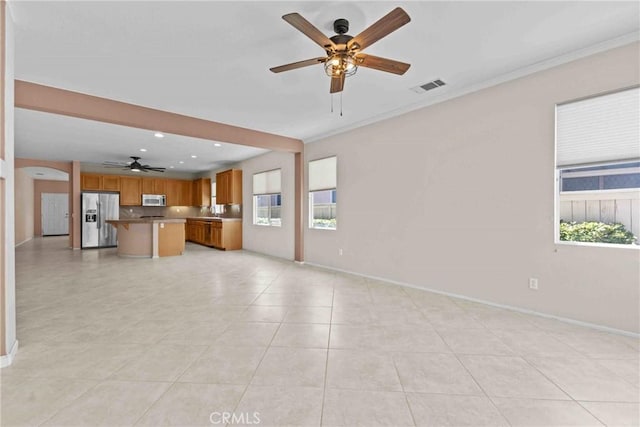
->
[14,169,33,245]
[239,151,295,260]
[304,42,640,333]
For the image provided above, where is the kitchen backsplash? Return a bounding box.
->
[119,205,242,219]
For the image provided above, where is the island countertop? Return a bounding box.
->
[107,218,186,224]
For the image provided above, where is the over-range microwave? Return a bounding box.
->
[142,194,167,206]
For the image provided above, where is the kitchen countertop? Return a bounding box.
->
[185,217,242,222]
[107,218,186,224]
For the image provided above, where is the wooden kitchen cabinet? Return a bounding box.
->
[102,175,120,191]
[142,178,167,195]
[216,169,242,205]
[165,179,181,206]
[153,178,166,195]
[193,178,212,207]
[119,177,142,205]
[81,174,102,190]
[185,219,242,250]
[81,174,120,191]
[180,180,193,206]
[141,178,154,194]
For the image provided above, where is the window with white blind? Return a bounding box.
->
[253,169,282,226]
[309,156,337,230]
[556,87,640,246]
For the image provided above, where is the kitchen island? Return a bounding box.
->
[106,218,186,258]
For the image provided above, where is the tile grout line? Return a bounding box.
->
[319,277,336,427]
[430,326,514,427]
[226,267,289,420]
[390,353,418,427]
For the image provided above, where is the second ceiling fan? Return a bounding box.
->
[270,7,412,94]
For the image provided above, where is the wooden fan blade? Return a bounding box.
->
[282,13,336,51]
[145,167,166,172]
[348,7,410,51]
[270,57,326,73]
[330,74,345,93]
[355,54,410,75]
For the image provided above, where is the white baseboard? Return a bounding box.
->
[304,261,640,338]
[15,237,33,247]
[0,340,19,368]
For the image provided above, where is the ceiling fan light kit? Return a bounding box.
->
[270,7,412,97]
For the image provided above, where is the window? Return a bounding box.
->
[556,87,639,246]
[253,169,282,226]
[210,182,222,215]
[309,156,337,230]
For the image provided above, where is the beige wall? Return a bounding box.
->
[14,169,34,245]
[239,151,296,260]
[33,180,68,236]
[304,42,640,333]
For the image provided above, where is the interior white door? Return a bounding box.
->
[42,193,69,236]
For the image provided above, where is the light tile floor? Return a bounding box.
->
[1,236,639,426]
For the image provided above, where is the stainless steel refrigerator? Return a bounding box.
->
[81,192,119,248]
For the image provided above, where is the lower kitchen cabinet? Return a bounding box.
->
[185,219,242,250]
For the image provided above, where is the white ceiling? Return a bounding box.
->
[11,1,640,172]
[15,108,267,173]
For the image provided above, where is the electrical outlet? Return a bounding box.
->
[338,248,343,256]
[529,278,539,290]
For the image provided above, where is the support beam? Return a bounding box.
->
[294,151,304,262]
[15,80,304,153]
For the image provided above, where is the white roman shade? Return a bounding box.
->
[556,87,640,167]
[309,156,337,191]
[253,169,281,195]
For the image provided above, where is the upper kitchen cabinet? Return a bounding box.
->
[81,174,101,190]
[81,174,120,191]
[216,169,242,205]
[120,177,142,206]
[180,180,193,206]
[165,179,181,206]
[193,178,212,207]
[102,175,120,191]
[142,178,166,195]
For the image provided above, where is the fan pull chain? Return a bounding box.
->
[329,93,344,116]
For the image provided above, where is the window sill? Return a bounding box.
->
[555,240,640,250]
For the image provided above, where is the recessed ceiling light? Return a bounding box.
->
[214,143,221,147]
[179,161,184,164]
[191,155,197,158]
[169,166,174,169]
[139,148,147,152]
[154,132,164,138]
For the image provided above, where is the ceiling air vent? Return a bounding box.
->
[410,79,446,94]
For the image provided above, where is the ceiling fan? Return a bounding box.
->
[102,156,166,173]
[270,7,411,94]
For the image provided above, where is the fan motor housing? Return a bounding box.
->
[330,34,353,45]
